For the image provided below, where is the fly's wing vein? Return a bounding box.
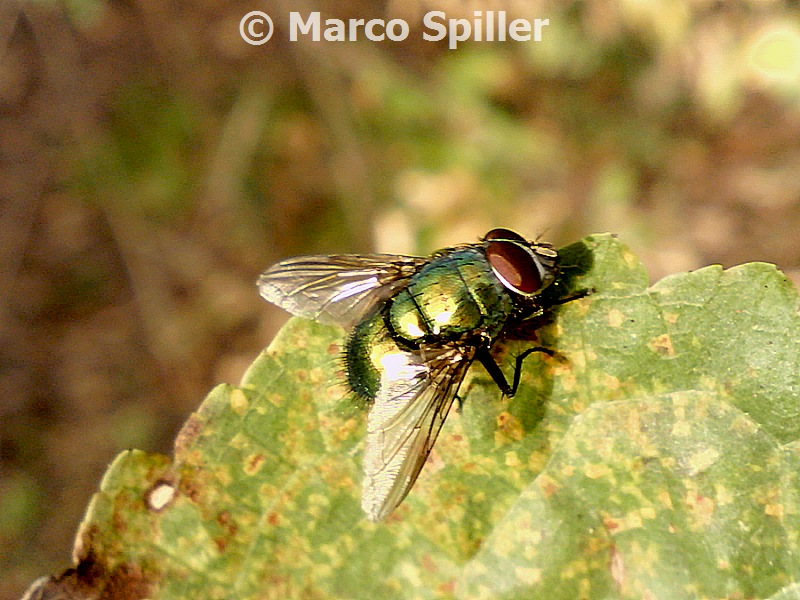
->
[361,345,476,521]
[258,254,425,328]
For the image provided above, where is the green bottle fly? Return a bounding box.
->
[259,228,584,521]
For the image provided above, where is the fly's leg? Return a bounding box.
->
[507,287,595,340]
[478,289,592,396]
[547,287,594,307]
[476,346,555,398]
[509,346,556,396]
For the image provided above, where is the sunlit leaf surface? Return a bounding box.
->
[42,234,800,599]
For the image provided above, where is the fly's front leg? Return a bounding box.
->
[548,287,594,307]
[476,345,555,398]
[507,287,594,341]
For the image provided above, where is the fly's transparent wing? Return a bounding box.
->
[258,254,426,328]
[361,344,476,521]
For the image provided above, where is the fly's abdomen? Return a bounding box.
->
[346,310,405,400]
[388,249,513,343]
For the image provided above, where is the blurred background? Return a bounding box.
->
[1,0,799,596]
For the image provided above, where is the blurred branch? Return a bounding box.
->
[0,2,22,62]
[200,74,275,229]
[272,0,388,250]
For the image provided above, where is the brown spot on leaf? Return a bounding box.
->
[214,537,228,553]
[244,453,266,475]
[174,413,203,455]
[438,579,457,595]
[179,474,203,504]
[603,516,620,531]
[648,333,676,357]
[23,552,156,600]
[495,411,524,442]
[217,511,238,537]
[111,509,128,537]
[422,554,437,573]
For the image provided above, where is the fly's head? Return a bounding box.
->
[482,228,559,315]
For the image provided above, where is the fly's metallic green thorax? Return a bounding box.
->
[257,228,581,522]
[387,248,514,344]
[348,246,524,402]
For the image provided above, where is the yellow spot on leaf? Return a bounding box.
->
[685,490,715,528]
[672,421,691,437]
[731,414,758,435]
[528,451,548,471]
[514,567,542,585]
[537,474,560,497]
[230,389,249,415]
[622,250,638,266]
[686,448,720,475]
[661,456,676,470]
[584,463,612,479]
[621,512,643,531]
[715,484,734,506]
[604,374,621,390]
[765,503,784,518]
[608,308,626,327]
[639,506,656,520]
[505,451,521,468]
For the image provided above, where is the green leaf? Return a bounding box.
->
[25,234,800,599]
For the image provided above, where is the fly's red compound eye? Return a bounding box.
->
[484,228,558,296]
[486,239,544,295]
[484,228,527,243]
